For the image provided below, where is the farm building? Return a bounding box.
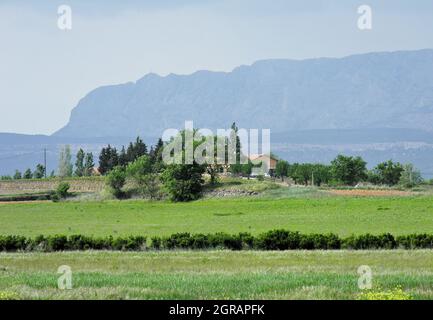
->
[249,154,278,176]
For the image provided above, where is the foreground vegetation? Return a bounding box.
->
[0,250,432,299]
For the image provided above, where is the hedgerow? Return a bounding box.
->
[1,231,433,252]
[0,234,147,252]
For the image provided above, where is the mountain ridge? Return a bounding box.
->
[54,49,433,138]
[2,49,433,176]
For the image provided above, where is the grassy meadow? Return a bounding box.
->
[0,193,432,237]
[1,250,433,299]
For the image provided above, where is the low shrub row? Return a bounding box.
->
[0,235,147,252]
[0,193,52,202]
[2,231,433,252]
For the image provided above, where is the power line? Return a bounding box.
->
[44,148,47,178]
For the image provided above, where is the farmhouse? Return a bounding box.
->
[249,154,278,176]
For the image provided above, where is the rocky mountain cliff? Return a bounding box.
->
[54,49,433,138]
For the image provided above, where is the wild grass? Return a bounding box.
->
[1,250,432,300]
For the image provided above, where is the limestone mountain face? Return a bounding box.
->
[54,49,433,138]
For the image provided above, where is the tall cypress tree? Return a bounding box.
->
[118,146,128,167]
[134,136,148,158]
[99,145,118,175]
[58,145,73,177]
[126,142,135,163]
[75,148,85,177]
[84,152,94,176]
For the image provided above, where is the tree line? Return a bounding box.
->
[1,128,428,202]
[275,155,423,188]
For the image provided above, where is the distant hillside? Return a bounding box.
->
[54,49,433,138]
[1,129,433,178]
[2,50,433,178]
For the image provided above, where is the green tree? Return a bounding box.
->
[331,155,367,185]
[126,155,153,177]
[33,164,46,179]
[84,152,95,176]
[203,135,222,185]
[13,170,22,180]
[56,182,70,199]
[99,145,118,175]
[106,166,126,198]
[126,137,148,163]
[371,160,404,186]
[127,155,161,199]
[399,163,423,188]
[228,122,250,176]
[74,148,85,177]
[298,163,313,185]
[23,168,32,179]
[241,161,253,179]
[231,122,242,163]
[287,163,299,182]
[118,146,128,167]
[312,164,332,186]
[275,160,290,181]
[288,163,331,186]
[150,138,164,164]
[140,173,160,200]
[367,170,381,185]
[134,136,148,158]
[58,145,73,177]
[161,163,205,202]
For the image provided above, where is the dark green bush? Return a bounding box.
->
[2,231,433,252]
[342,233,396,250]
[0,235,27,251]
[68,234,103,250]
[56,182,70,199]
[222,234,243,250]
[111,236,147,251]
[299,233,341,250]
[163,233,193,249]
[47,235,68,251]
[50,192,60,202]
[0,193,51,202]
[32,235,48,251]
[396,234,433,249]
[256,230,301,250]
[239,232,255,249]
[190,234,210,249]
[150,236,162,250]
[208,232,230,249]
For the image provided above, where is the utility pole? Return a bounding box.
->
[44,148,47,178]
[311,171,314,186]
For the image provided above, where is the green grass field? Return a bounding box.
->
[1,250,432,299]
[1,184,433,300]
[0,195,432,237]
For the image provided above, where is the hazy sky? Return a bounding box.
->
[1,0,433,135]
